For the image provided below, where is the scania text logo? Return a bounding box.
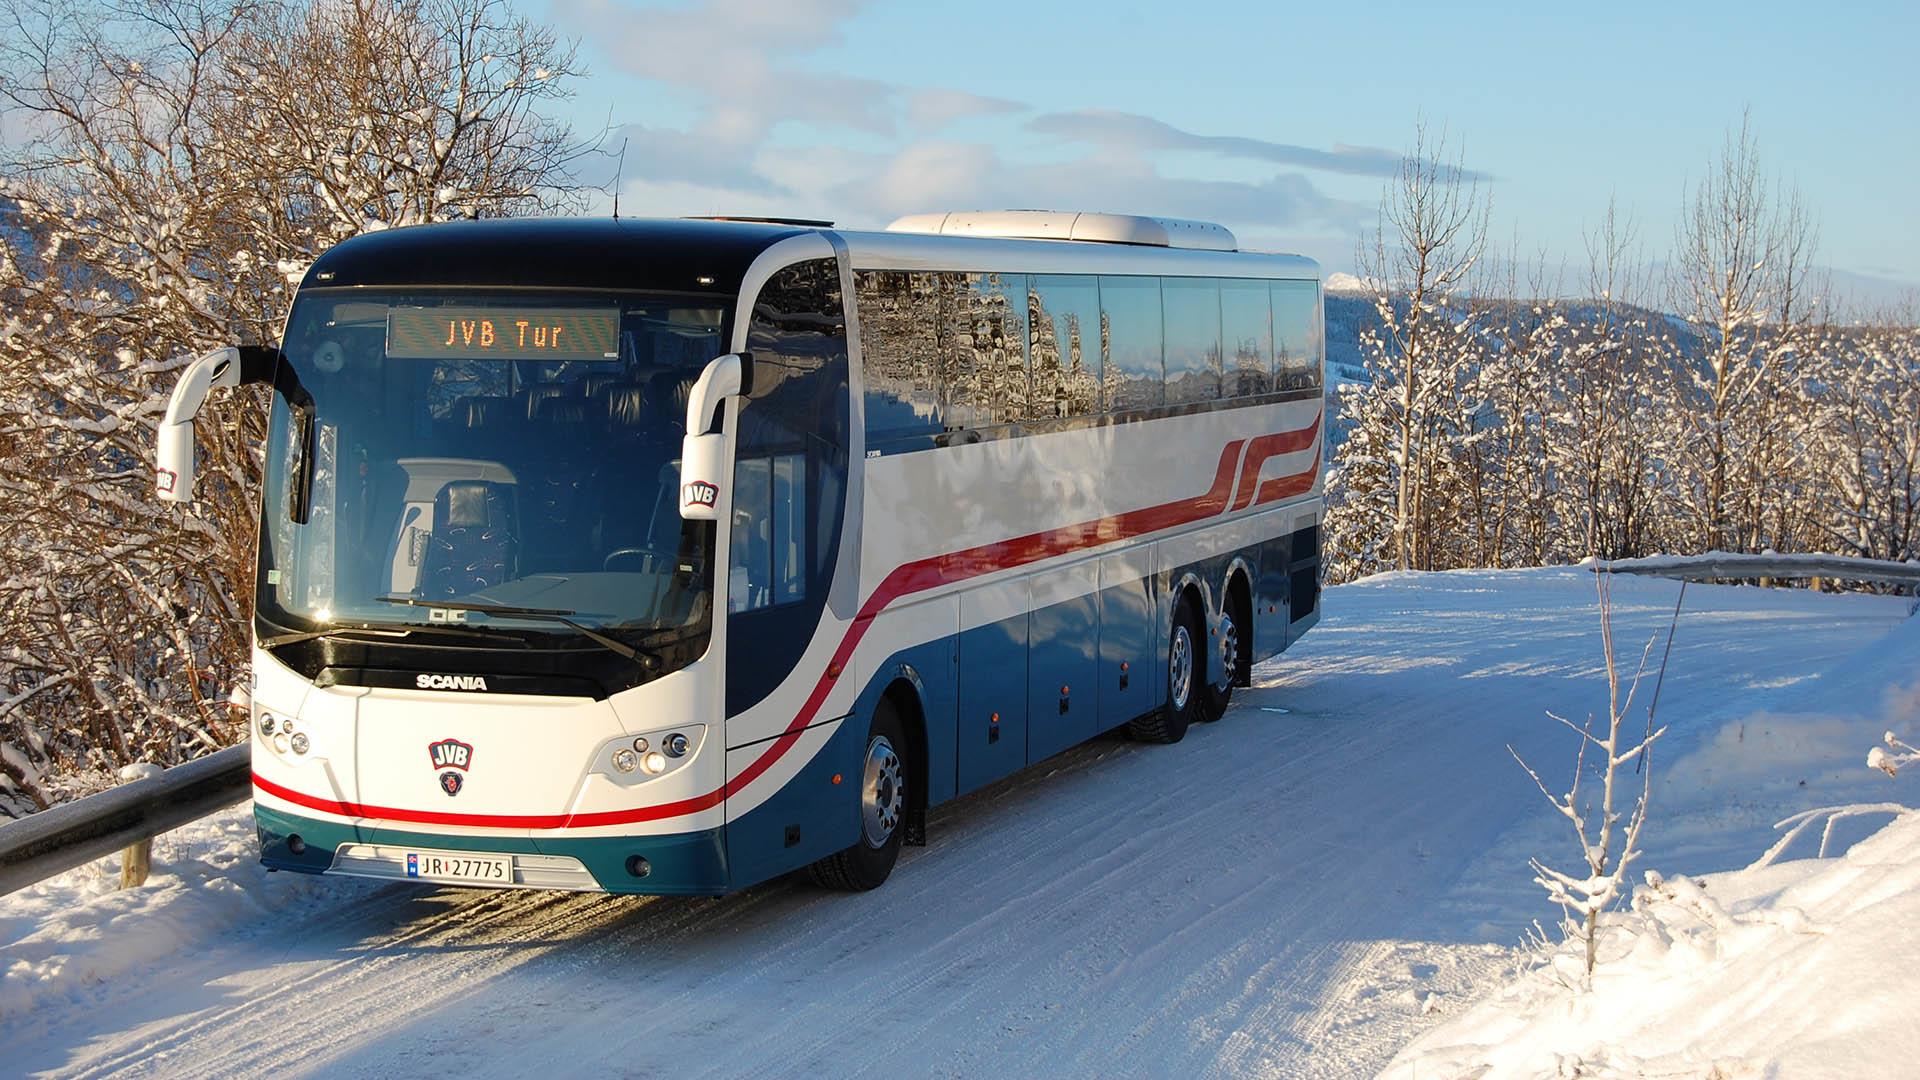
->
[682,480,719,509]
[416,673,489,691]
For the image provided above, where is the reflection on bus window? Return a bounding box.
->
[1098,276,1164,412]
[1163,277,1223,405]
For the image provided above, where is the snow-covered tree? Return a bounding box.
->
[1328,122,1489,578]
[0,0,580,813]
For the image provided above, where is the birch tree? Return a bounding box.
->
[0,0,581,813]
[1332,122,1490,573]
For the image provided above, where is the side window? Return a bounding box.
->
[1163,277,1223,405]
[1098,276,1164,412]
[726,258,850,714]
[1273,280,1322,391]
[1027,274,1103,418]
[730,259,847,615]
[1221,278,1274,398]
[948,272,1027,427]
[855,270,944,450]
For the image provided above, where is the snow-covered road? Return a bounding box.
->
[3,569,1912,1078]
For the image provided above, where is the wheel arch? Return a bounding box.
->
[878,671,930,842]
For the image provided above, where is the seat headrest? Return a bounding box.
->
[517,383,572,421]
[440,480,499,527]
[462,396,514,429]
[581,373,624,400]
[648,371,697,424]
[600,383,649,428]
[537,397,590,425]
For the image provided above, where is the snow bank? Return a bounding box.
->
[1382,808,1920,1080]
[0,803,347,1020]
[1384,605,1920,1079]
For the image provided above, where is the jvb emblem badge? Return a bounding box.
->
[427,738,473,798]
[681,480,719,511]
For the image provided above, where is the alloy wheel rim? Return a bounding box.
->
[861,735,903,848]
[1218,611,1239,690]
[1170,624,1194,711]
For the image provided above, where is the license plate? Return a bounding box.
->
[403,849,513,885]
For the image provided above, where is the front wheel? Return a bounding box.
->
[807,700,907,891]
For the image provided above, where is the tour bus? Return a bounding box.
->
[155,210,1325,894]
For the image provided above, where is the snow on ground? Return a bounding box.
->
[0,568,1913,1079]
[1383,808,1920,1080]
[1387,602,1920,1080]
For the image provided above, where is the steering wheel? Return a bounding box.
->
[602,545,683,573]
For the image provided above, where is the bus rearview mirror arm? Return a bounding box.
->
[679,352,754,521]
[156,345,316,523]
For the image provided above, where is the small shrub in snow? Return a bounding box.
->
[1509,572,1672,984]
[1866,731,1920,777]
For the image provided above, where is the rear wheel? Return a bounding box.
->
[1128,599,1204,743]
[1202,583,1247,720]
[807,700,907,891]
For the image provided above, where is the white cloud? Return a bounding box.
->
[562,0,1378,242]
[1028,109,1490,181]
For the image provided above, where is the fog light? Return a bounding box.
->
[641,751,667,775]
[612,748,638,773]
[287,834,306,855]
[625,855,651,878]
[289,732,310,755]
[259,714,277,737]
[663,732,690,757]
[631,736,649,753]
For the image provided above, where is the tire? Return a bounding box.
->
[806,699,908,891]
[1128,598,1204,743]
[1202,584,1247,721]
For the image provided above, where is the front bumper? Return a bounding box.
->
[256,805,731,896]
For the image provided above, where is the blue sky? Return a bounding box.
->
[532,0,1919,296]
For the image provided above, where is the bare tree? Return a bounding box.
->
[1511,573,1671,983]
[0,0,581,812]
[1668,112,1819,553]
[1346,121,1491,572]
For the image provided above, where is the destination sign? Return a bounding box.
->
[386,306,620,361]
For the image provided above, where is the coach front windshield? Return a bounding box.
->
[256,289,727,657]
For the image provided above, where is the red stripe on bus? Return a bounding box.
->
[256,416,1321,831]
[1229,414,1323,510]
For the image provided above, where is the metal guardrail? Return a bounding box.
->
[1593,552,1920,590]
[0,744,251,898]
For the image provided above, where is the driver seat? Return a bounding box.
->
[421,480,518,599]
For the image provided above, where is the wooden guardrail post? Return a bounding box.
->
[116,763,163,888]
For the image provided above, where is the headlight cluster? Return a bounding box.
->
[257,713,311,756]
[609,727,698,777]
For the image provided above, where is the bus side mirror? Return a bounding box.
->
[679,352,753,521]
[156,345,282,504]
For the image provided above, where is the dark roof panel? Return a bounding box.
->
[303,217,809,295]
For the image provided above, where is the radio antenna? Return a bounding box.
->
[611,136,628,219]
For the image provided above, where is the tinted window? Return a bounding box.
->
[855,270,944,447]
[1273,279,1322,390]
[1163,277,1222,405]
[951,272,1028,426]
[1098,276,1163,412]
[1221,278,1274,398]
[1027,275,1103,418]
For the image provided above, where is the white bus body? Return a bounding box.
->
[160,212,1324,894]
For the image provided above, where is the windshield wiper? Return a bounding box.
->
[373,597,659,670]
[257,621,526,650]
